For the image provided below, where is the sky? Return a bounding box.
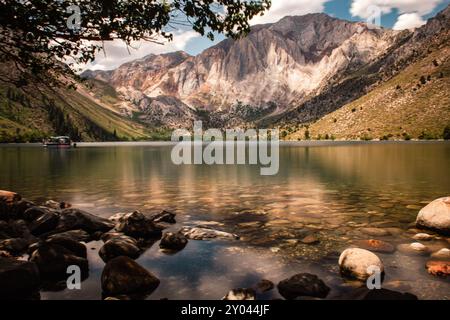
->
[85,0,450,71]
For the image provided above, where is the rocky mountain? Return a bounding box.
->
[83,13,403,127]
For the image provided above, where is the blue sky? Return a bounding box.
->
[87,0,450,71]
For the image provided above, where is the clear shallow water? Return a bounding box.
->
[1,142,449,300]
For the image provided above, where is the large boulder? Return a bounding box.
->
[159,232,188,252]
[55,208,115,234]
[29,243,88,279]
[277,273,330,300]
[416,197,450,235]
[116,211,163,239]
[45,236,87,259]
[99,235,141,262]
[101,256,160,296]
[28,209,60,236]
[339,248,384,281]
[23,206,57,222]
[0,257,40,298]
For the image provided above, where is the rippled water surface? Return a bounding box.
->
[1,142,449,299]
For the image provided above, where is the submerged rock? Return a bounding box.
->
[0,257,40,298]
[116,211,163,239]
[101,256,160,296]
[416,197,450,235]
[300,235,320,245]
[425,261,450,277]
[352,239,395,254]
[360,228,390,237]
[431,248,450,260]
[223,288,256,300]
[277,273,330,300]
[55,208,115,234]
[339,248,384,281]
[44,200,71,210]
[99,235,141,262]
[180,227,239,240]
[412,233,435,241]
[397,243,429,256]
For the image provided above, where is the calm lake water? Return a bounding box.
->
[1,142,449,300]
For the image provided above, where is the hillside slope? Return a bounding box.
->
[287,46,450,140]
[0,80,157,142]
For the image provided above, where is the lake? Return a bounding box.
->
[1,141,449,299]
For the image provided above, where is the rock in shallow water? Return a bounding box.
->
[339,248,384,281]
[101,256,160,296]
[425,261,450,277]
[255,279,275,293]
[277,273,330,300]
[412,233,434,241]
[397,243,429,256]
[431,248,450,260]
[159,232,188,251]
[223,288,256,300]
[116,211,163,238]
[28,209,60,236]
[352,239,395,254]
[0,238,29,254]
[0,257,40,298]
[416,197,450,235]
[55,208,115,234]
[30,243,88,279]
[180,227,239,240]
[99,235,141,262]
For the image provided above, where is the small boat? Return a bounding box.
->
[43,136,72,148]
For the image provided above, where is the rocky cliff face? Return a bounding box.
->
[81,7,449,130]
[82,14,400,124]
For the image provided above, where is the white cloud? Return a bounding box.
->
[350,0,444,19]
[393,12,426,30]
[82,30,199,71]
[250,0,330,25]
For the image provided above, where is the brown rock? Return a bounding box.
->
[300,235,320,245]
[352,239,395,254]
[426,261,450,277]
[101,256,160,296]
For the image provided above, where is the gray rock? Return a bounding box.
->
[47,229,91,242]
[277,273,330,300]
[101,256,160,296]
